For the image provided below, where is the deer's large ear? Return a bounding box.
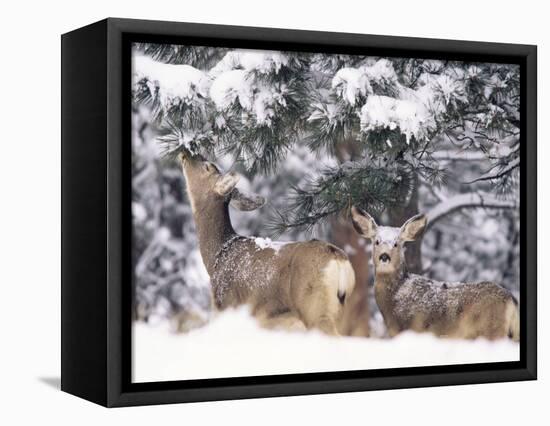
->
[399,214,427,242]
[350,206,378,239]
[214,172,240,197]
[229,188,266,211]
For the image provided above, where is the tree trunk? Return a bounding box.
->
[330,138,370,337]
[330,215,370,336]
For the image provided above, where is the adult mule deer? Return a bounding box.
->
[178,152,355,335]
[350,207,519,341]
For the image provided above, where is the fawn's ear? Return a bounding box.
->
[229,188,266,211]
[214,172,240,197]
[350,206,378,239]
[399,214,427,242]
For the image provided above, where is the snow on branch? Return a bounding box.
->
[331,59,398,106]
[133,55,210,108]
[209,69,288,126]
[332,68,372,105]
[360,95,434,144]
[426,192,517,229]
[209,50,290,77]
[330,59,469,145]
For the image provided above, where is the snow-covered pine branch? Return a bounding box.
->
[132,48,521,236]
[133,49,311,172]
[359,95,434,145]
[329,59,467,148]
[426,192,517,229]
[133,55,210,119]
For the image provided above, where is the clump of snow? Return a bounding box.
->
[253,237,289,253]
[251,85,288,126]
[209,69,252,110]
[132,307,519,382]
[209,69,288,126]
[210,50,290,77]
[376,225,401,244]
[359,95,431,144]
[332,59,399,106]
[133,55,210,108]
[207,50,292,126]
[332,68,372,105]
[364,58,398,87]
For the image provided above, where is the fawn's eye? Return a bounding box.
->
[375,240,380,245]
[394,242,398,247]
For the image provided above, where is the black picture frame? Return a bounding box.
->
[61,17,537,407]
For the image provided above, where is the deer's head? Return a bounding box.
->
[351,207,427,276]
[179,152,265,212]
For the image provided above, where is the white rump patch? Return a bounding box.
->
[324,259,355,297]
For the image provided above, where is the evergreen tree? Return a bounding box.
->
[133,45,519,231]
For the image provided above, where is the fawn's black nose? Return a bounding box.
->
[379,253,391,263]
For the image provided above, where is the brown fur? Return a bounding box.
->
[180,153,355,335]
[351,207,519,341]
[375,273,519,340]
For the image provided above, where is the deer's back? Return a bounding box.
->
[211,237,349,312]
[389,274,515,337]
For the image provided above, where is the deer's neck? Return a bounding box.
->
[374,271,405,299]
[374,265,408,331]
[375,262,408,290]
[188,195,237,275]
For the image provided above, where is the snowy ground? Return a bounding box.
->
[132,308,519,383]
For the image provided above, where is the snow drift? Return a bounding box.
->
[132,307,519,383]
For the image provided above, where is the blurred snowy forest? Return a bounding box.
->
[131,43,520,337]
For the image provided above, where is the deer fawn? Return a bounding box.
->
[178,152,355,335]
[350,207,519,341]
